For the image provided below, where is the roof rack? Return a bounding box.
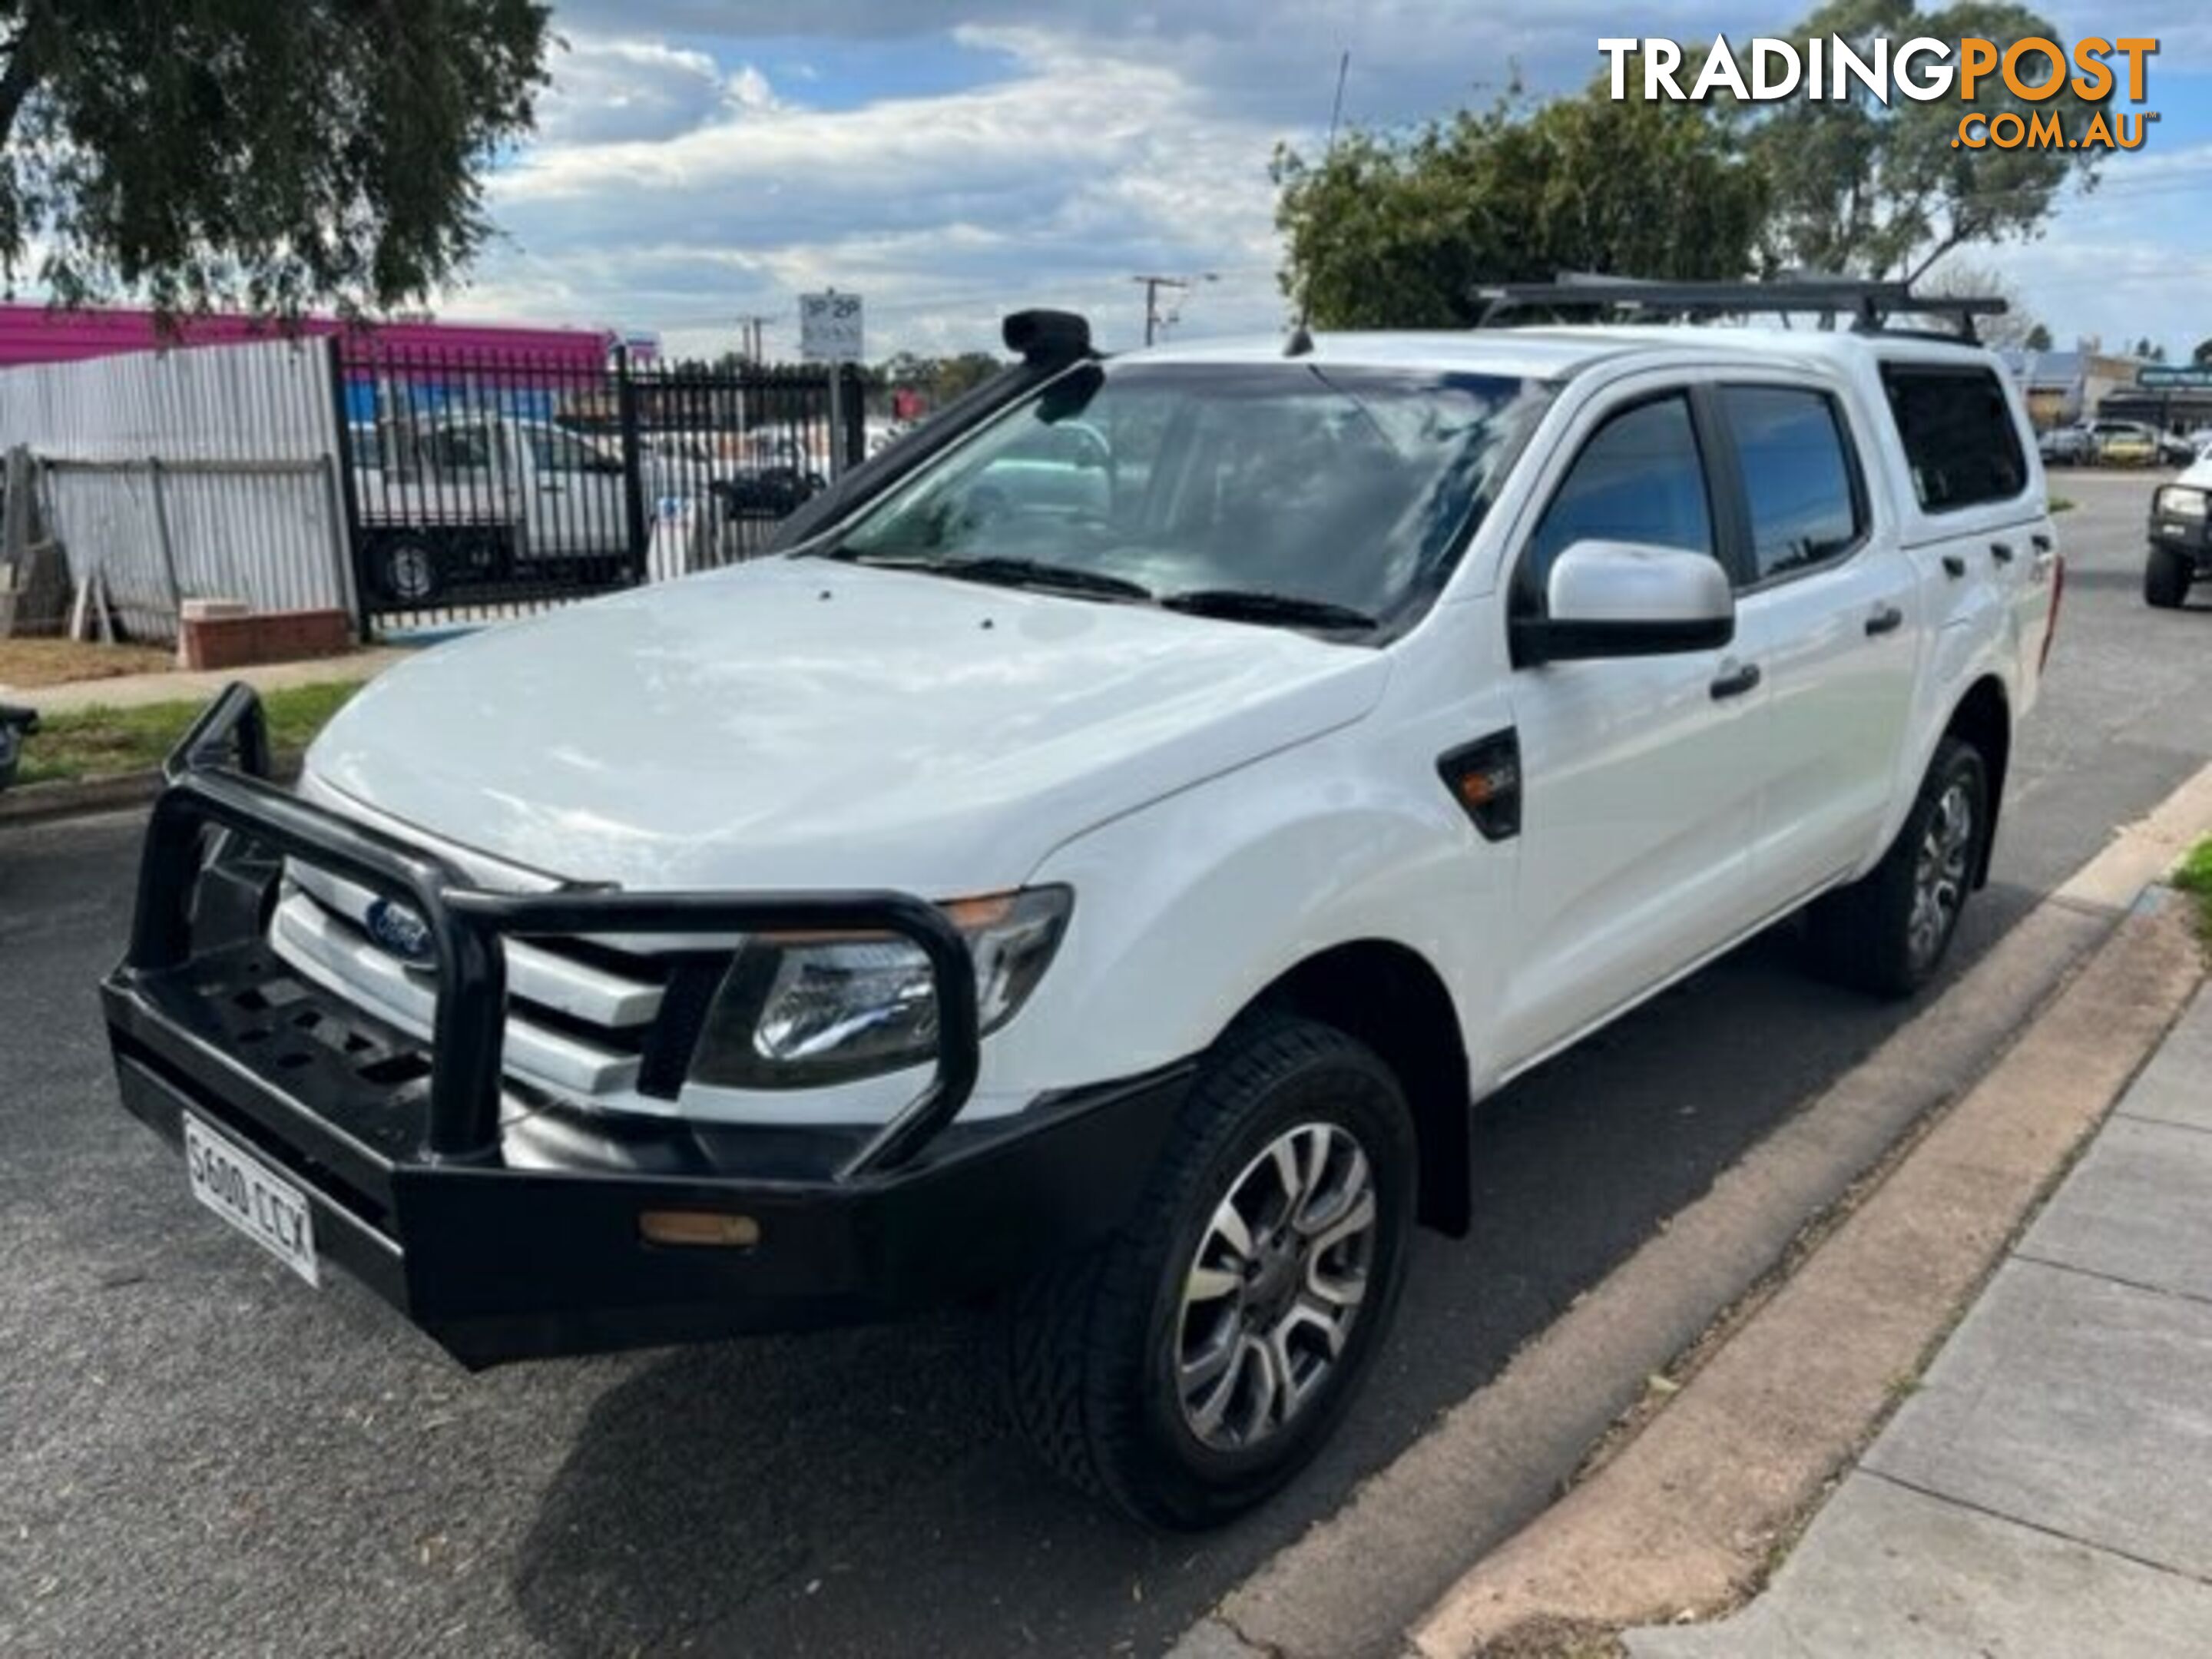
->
[1471,277,2006,344]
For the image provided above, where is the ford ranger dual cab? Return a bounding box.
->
[102,299,2061,1528]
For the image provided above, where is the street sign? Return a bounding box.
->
[800,291,864,364]
[2138,365,2212,389]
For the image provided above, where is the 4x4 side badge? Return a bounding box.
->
[1437,730,1521,842]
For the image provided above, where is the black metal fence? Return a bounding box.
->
[329,337,866,636]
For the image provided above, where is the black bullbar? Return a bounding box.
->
[99,683,1189,1366]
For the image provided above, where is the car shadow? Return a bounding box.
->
[510,879,2051,1658]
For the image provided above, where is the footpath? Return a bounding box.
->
[1620,978,2212,1659]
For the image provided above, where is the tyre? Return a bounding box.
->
[2145,544,2191,609]
[1810,737,1988,998]
[376,536,443,604]
[1008,1015,1416,1528]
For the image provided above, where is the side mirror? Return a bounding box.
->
[1513,540,1734,667]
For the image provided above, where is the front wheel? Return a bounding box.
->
[1008,1016,1416,1528]
[1810,737,1989,998]
[2146,544,2192,609]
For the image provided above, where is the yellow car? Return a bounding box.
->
[2091,422,2157,466]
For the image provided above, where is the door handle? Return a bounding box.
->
[1942,554,1967,579]
[1865,604,1905,637]
[1710,662,1762,700]
[1990,541,2015,565]
[2032,531,2054,553]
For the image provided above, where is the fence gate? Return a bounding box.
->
[329,337,866,635]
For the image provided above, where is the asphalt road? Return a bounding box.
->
[5,472,2210,1658]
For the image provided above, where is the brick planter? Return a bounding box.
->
[178,603,353,672]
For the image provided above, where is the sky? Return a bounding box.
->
[453,2,2212,362]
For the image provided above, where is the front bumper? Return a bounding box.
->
[2150,510,2212,571]
[103,686,1188,1367]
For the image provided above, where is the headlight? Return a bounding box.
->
[685,886,1072,1090]
[2157,485,2207,520]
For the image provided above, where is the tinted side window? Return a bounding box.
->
[1528,395,1713,590]
[425,425,497,471]
[1880,366,2026,512]
[1722,386,1863,584]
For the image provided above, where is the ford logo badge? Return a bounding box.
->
[364,897,436,967]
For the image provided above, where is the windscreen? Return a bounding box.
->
[829,359,1546,633]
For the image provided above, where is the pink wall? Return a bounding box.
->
[0,303,618,370]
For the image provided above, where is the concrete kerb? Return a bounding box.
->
[1172,760,2212,1659]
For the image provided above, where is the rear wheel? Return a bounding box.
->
[1810,737,1988,998]
[1008,1015,1416,1528]
[2145,544,2192,609]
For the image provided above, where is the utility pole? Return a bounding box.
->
[734,314,774,365]
[1131,273,1217,347]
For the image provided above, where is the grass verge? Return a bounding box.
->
[16,681,361,786]
[2174,836,2212,941]
[0,637,174,688]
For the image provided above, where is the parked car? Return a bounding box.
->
[102,302,2060,1528]
[2038,423,2093,465]
[710,464,828,518]
[2085,419,2164,466]
[2146,453,2212,607]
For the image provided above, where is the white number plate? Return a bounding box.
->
[184,1115,320,1286]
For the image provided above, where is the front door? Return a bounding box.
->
[1496,386,1770,1075]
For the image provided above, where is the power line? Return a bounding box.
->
[1131,272,1221,346]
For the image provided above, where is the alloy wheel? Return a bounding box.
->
[1174,1121,1378,1452]
[1908,780,1975,970]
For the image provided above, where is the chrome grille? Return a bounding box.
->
[270,859,674,1105]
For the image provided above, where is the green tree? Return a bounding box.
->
[931,353,1003,401]
[2195,339,2212,368]
[1743,0,2102,280]
[0,1,551,317]
[2023,323,2052,351]
[862,350,1004,417]
[1274,82,1767,329]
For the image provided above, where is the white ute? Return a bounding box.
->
[104,288,2061,1528]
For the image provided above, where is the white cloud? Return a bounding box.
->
[1976,144,2212,355]
[535,35,776,146]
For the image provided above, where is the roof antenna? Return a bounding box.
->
[1285,48,1351,359]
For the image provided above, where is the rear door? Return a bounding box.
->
[1710,380,1922,899]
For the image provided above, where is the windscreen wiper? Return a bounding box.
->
[932,556,1154,602]
[1159,588,1378,632]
